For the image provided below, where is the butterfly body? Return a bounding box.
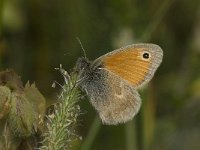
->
[76,43,163,125]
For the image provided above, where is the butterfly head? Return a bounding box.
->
[75,57,90,71]
[75,57,92,84]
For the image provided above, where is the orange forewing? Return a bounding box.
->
[103,47,152,87]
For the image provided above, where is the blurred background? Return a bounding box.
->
[0,0,200,150]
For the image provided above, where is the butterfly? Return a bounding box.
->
[75,43,163,125]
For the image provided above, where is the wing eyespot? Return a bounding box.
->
[141,51,151,61]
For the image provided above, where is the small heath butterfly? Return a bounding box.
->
[76,43,163,125]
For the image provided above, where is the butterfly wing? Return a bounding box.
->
[87,70,141,125]
[77,57,141,124]
[94,43,163,88]
[80,43,163,124]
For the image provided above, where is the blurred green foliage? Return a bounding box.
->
[0,0,200,150]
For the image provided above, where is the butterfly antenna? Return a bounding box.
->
[76,37,87,58]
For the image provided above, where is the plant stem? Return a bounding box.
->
[81,116,101,150]
[139,0,175,42]
[125,121,137,150]
[40,68,81,150]
[0,0,5,35]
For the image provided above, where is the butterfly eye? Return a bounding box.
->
[142,51,150,60]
